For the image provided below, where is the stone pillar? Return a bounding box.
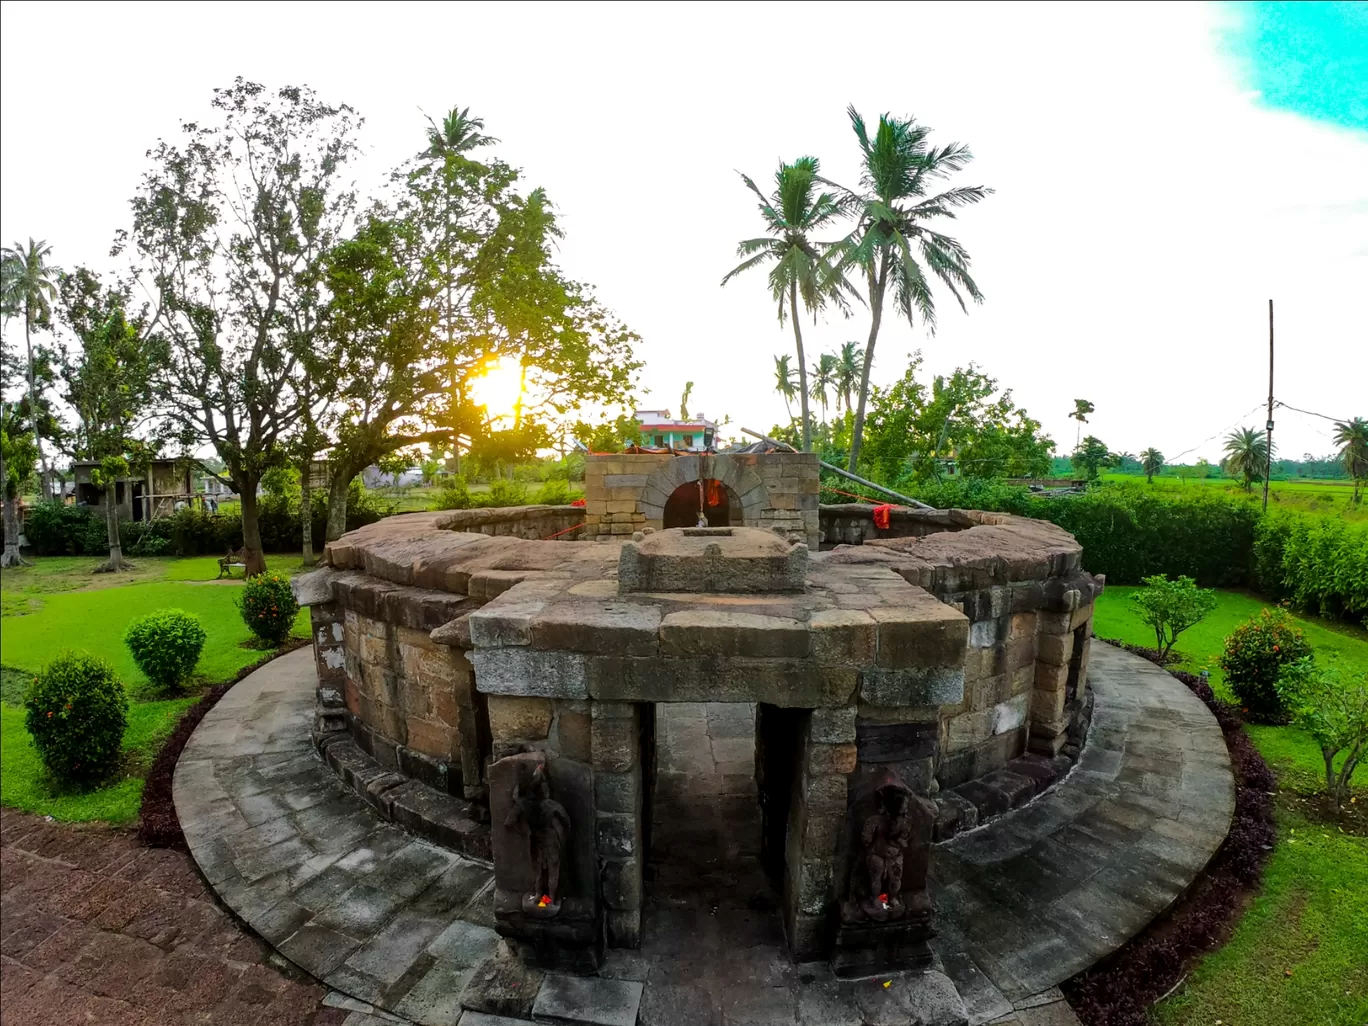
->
[1030,586,1095,758]
[783,705,855,961]
[309,601,348,738]
[593,700,644,949]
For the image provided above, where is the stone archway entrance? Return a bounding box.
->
[661,478,737,529]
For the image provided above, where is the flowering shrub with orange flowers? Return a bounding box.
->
[238,573,300,646]
[23,652,129,787]
[1219,607,1313,722]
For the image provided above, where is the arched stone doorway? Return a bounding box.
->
[639,454,772,533]
[662,478,737,529]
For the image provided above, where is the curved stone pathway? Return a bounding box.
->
[931,642,1235,1018]
[175,643,1230,1026]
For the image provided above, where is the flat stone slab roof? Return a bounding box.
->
[174,642,1228,1026]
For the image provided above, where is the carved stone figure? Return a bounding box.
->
[505,760,571,915]
[849,770,933,923]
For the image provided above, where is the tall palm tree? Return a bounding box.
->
[772,354,797,422]
[1222,427,1270,492]
[423,105,498,157]
[810,353,838,424]
[1,239,58,500]
[723,157,850,452]
[835,341,863,414]
[833,107,990,472]
[1140,447,1164,484]
[1333,416,1368,503]
[1068,399,1095,448]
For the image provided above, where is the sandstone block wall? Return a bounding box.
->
[582,452,820,549]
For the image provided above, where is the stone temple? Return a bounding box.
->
[174,449,1235,1025]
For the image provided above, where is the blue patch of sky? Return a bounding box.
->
[1218,2,1367,131]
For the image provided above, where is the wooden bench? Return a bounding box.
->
[217,548,248,579]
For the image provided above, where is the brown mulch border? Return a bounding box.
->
[1061,639,1277,1026]
[137,638,310,848]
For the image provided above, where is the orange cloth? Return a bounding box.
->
[872,504,893,530]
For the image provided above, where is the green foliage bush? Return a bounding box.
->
[1254,513,1368,623]
[482,478,529,507]
[1220,608,1314,722]
[1277,658,1368,807]
[533,479,581,506]
[24,501,105,556]
[23,653,129,787]
[123,609,207,691]
[1128,574,1218,657]
[239,573,299,646]
[433,476,473,510]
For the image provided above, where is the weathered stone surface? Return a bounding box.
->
[587,655,857,707]
[488,695,554,743]
[471,648,589,698]
[292,566,340,606]
[531,602,663,656]
[531,973,644,1026]
[810,705,858,744]
[618,526,808,594]
[861,666,965,707]
[809,608,877,665]
[659,610,809,659]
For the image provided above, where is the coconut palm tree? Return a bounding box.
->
[836,341,863,414]
[773,354,797,422]
[1,239,59,500]
[1140,447,1164,484]
[1333,416,1368,503]
[1222,427,1270,492]
[423,105,498,157]
[810,353,838,425]
[723,157,850,452]
[1068,399,1095,448]
[832,107,990,472]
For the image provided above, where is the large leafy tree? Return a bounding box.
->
[316,105,641,539]
[56,268,163,570]
[122,79,361,575]
[1072,435,1117,483]
[1,239,61,500]
[1333,416,1368,503]
[723,157,849,452]
[1222,426,1270,492]
[1140,447,1164,484]
[0,366,38,566]
[859,356,1053,485]
[832,107,989,473]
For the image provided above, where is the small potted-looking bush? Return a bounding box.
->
[239,572,300,647]
[124,609,207,691]
[1220,607,1313,722]
[24,653,129,788]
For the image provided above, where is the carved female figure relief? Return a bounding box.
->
[849,770,933,923]
[505,760,571,915]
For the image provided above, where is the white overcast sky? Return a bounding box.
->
[2,1,1365,462]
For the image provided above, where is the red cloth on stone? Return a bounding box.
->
[872,504,892,530]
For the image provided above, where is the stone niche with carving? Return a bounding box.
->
[295,501,1102,973]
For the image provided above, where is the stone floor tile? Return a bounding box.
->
[942,951,1012,1025]
[425,919,499,967]
[795,979,861,1026]
[392,958,473,1024]
[460,952,544,1018]
[532,972,645,1026]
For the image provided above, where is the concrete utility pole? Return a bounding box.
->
[1263,299,1274,513]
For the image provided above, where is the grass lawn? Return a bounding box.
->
[0,553,311,825]
[1099,473,1366,521]
[1154,808,1368,1026]
[1092,586,1368,702]
[1096,586,1368,1024]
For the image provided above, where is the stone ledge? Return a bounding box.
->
[316,731,492,862]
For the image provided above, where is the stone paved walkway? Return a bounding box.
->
[0,807,347,1026]
[931,642,1235,1017]
[173,643,1228,1026]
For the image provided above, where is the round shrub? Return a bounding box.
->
[124,609,207,691]
[1220,607,1314,722]
[239,572,299,646]
[24,653,129,787]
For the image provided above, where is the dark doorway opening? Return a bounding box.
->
[642,702,790,959]
[756,704,807,890]
[662,479,735,530]
[131,483,146,521]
